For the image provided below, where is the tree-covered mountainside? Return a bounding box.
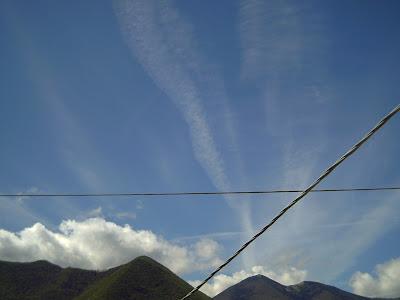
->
[0,257,209,300]
[1,258,398,300]
[74,256,209,300]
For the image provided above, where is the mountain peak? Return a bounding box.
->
[131,255,154,262]
[75,255,210,300]
[0,258,211,300]
[215,275,399,300]
[215,274,293,300]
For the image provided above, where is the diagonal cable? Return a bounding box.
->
[179,104,400,300]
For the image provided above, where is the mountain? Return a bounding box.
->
[2,258,398,300]
[287,281,370,300]
[214,275,400,300]
[0,260,104,300]
[214,275,294,300]
[75,256,210,300]
[0,257,210,300]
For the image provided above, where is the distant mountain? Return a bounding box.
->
[214,275,293,300]
[0,257,210,300]
[214,274,400,300]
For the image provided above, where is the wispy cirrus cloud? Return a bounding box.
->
[0,187,55,230]
[174,230,246,243]
[237,0,400,286]
[114,0,230,192]
[114,0,255,266]
[237,0,330,272]
[239,0,327,81]
[0,9,108,225]
[239,0,330,135]
[245,192,400,284]
[0,195,45,229]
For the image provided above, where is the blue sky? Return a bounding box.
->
[0,0,399,297]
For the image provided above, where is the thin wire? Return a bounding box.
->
[179,104,400,300]
[1,186,400,198]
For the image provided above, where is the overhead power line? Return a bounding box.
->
[179,104,400,300]
[1,186,400,198]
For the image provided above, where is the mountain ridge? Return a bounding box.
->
[214,274,400,300]
[0,257,209,300]
[1,258,398,300]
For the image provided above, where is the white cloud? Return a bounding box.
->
[136,199,144,210]
[16,187,40,204]
[236,0,400,285]
[350,257,400,298]
[194,239,220,260]
[113,0,230,192]
[239,0,327,81]
[115,211,137,220]
[114,0,255,268]
[86,206,103,218]
[189,265,307,297]
[0,218,221,275]
[0,188,55,231]
[175,231,245,243]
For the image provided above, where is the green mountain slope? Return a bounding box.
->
[5,258,397,300]
[0,260,104,300]
[0,257,210,300]
[75,256,210,300]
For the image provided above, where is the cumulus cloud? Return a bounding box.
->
[0,218,221,275]
[194,238,220,260]
[350,257,400,298]
[189,265,307,297]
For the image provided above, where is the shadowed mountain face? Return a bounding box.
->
[0,257,210,300]
[0,260,105,300]
[214,275,294,300]
[1,259,398,300]
[214,275,400,300]
[74,256,210,300]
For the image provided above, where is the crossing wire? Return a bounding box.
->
[179,104,400,300]
[1,186,400,198]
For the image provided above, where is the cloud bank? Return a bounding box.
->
[189,264,307,297]
[0,218,221,275]
[350,257,400,298]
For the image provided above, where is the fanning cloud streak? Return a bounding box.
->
[237,0,329,273]
[114,0,255,266]
[114,0,230,191]
[237,0,400,284]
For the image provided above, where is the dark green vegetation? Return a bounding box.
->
[0,260,105,300]
[1,258,399,300]
[0,256,210,300]
[214,274,400,300]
